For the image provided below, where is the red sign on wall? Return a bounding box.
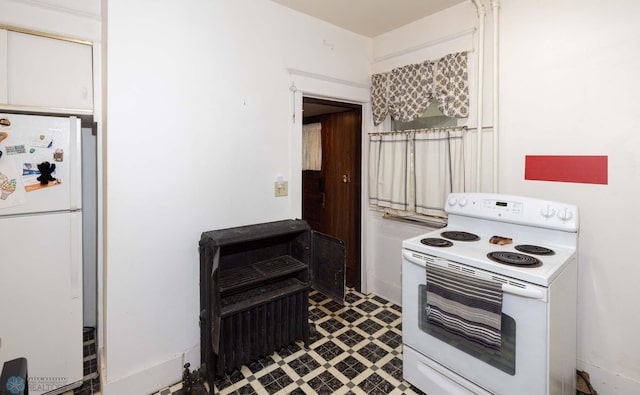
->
[525,155,608,185]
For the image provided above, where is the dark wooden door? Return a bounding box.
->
[302,99,362,291]
[322,111,361,290]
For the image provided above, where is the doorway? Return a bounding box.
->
[301,97,362,291]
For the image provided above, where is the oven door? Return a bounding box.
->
[402,250,549,395]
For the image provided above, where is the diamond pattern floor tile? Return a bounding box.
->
[153,289,425,395]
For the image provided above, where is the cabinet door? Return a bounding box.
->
[7,31,93,110]
[311,231,345,304]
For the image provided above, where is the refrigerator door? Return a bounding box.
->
[0,113,81,216]
[0,211,83,395]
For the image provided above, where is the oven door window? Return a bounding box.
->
[418,284,516,375]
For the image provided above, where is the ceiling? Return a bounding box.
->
[303,102,351,118]
[271,0,467,38]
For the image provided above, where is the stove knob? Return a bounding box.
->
[541,205,556,218]
[458,197,468,207]
[448,196,458,207]
[557,207,573,221]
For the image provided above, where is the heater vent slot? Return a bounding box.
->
[446,262,476,276]
[460,267,475,275]
[508,280,526,289]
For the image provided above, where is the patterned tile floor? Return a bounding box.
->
[154,289,426,395]
[62,327,101,395]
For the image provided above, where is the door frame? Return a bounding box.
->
[302,97,362,290]
[287,70,371,294]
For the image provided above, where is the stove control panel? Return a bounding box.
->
[446,193,579,232]
[481,198,523,214]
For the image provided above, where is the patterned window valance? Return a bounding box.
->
[371,52,469,126]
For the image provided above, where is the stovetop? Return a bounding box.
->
[402,193,579,287]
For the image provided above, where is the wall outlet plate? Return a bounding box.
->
[274,181,288,197]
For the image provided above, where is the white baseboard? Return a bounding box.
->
[183,344,201,368]
[578,359,640,394]
[102,344,201,395]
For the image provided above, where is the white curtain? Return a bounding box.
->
[368,133,410,211]
[414,127,467,217]
[369,126,467,218]
[302,123,322,171]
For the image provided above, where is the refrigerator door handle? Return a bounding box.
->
[70,211,83,299]
[69,116,82,211]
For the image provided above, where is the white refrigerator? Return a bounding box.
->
[0,113,84,395]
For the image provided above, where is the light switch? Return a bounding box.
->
[274,181,288,197]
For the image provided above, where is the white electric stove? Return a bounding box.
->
[402,193,579,395]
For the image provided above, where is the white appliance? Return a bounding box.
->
[402,193,578,395]
[0,113,83,395]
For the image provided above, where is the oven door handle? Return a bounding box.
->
[501,284,545,299]
[403,250,546,300]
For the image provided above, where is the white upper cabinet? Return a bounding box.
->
[0,29,94,112]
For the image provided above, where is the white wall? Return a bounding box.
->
[370,0,640,393]
[103,1,371,393]
[499,0,640,392]
[366,1,494,305]
[365,214,431,305]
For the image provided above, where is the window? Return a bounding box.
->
[391,105,458,131]
[369,52,471,223]
[368,125,468,222]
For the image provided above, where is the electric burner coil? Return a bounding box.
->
[515,244,555,255]
[420,238,453,247]
[487,251,542,267]
[441,231,480,242]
